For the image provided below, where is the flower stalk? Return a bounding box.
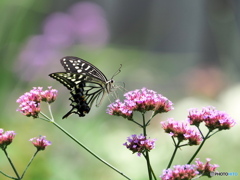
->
[3,149,20,179]
[20,150,39,179]
[187,130,211,164]
[50,120,131,180]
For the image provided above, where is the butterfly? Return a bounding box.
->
[49,56,121,119]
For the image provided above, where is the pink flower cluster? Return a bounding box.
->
[160,164,199,180]
[0,129,16,150]
[161,118,202,145]
[123,134,156,156]
[107,88,173,120]
[160,159,219,180]
[188,106,236,130]
[16,87,58,118]
[30,136,52,151]
[195,158,219,177]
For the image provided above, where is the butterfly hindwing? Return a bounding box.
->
[62,86,90,119]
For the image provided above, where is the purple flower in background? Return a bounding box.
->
[188,106,236,130]
[69,2,109,48]
[161,118,202,145]
[30,136,51,151]
[43,13,75,48]
[16,2,109,81]
[16,35,62,81]
[123,134,156,156]
[0,129,16,150]
[160,164,199,180]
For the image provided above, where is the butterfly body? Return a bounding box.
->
[49,56,117,119]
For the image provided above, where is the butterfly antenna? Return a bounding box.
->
[111,64,122,79]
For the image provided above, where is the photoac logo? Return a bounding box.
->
[210,172,238,176]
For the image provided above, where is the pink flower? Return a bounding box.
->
[123,134,156,156]
[41,86,58,103]
[161,118,202,145]
[107,99,133,120]
[195,158,219,177]
[160,164,199,180]
[30,136,51,151]
[16,87,58,118]
[188,106,236,130]
[0,129,16,150]
[124,88,173,113]
[17,87,43,104]
[17,101,40,118]
[107,88,173,119]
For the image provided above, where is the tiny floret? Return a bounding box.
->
[30,136,52,151]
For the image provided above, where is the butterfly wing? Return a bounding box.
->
[49,72,107,118]
[49,72,84,90]
[60,56,108,82]
[62,85,91,119]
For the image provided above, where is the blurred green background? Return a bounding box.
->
[0,0,239,179]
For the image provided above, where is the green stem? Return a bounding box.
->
[171,136,177,146]
[143,153,157,180]
[166,139,181,169]
[39,106,131,179]
[187,130,211,164]
[0,170,17,179]
[47,103,54,120]
[20,150,39,179]
[51,121,131,180]
[129,119,143,128]
[146,111,156,126]
[3,149,20,179]
[142,113,147,136]
[39,112,51,122]
[145,151,152,180]
[207,130,220,139]
[142,113,152,180]
[149,162,157,180]
[196,126,204,138]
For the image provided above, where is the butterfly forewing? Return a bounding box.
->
[60,56,108,82]
[49,56,117,119]
[49,72,86,90]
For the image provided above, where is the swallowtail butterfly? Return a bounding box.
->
[49,56,120,119]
